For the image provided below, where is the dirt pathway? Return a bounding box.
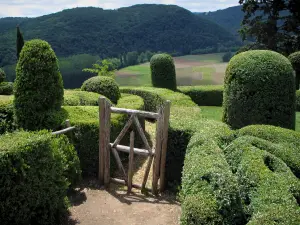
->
[66,183,181,225]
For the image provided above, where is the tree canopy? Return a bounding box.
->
[239,0,300,54]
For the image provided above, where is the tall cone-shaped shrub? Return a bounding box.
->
[14,39,64,130]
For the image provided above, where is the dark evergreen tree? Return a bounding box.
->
[16,25,24,60]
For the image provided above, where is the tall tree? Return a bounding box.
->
[16,25,24,60]
[239,0,300,54]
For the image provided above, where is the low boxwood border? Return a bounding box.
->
[178,85,223,106]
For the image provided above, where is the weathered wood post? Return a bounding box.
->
[159,100,171,192]
[127,131,135,194]
[152,103,164,195]
[99,97,111,186]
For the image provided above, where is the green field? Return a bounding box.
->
[200,106,300,132]
[116,53,227,86]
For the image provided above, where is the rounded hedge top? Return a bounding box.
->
[81,76,120,104]
[0,68,5,83]
[223,50,295,130]
[14,39,64,130]
[288,51,300,71]
[150,53,177,90]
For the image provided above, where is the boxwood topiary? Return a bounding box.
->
[223,50,295,130]
[0,68,6,83]
[150,54,177,90]
[81,76,120,104]
[0,82,13,95]
[14,39,64,131]
[288,51,300,90]
[0,130,81,225]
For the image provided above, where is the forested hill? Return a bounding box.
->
[196,6,244,37]
[0,4,238,67]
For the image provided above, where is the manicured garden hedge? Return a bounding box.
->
[63,90,102,106]
[0,131,81,225]
[180,126,245,225]
[178,85,224,106]
[236,125,300,178]
[81,76,121,104]
[0,82,13,95]
[223,50,296,130]
[223,135,300,224]
[64,93,144,176]
[0,96,15,134]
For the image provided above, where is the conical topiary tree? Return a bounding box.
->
[223,50,295,130]
[14,39,64,130]
[16,25,24,60]
[150,53,177,90]
[288,51,300,90]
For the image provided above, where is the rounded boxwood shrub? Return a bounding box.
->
[223,50,295,130]
[81,76,120,104]
[14,39,64,131]
[0,82,13,95]
[0,68,6,83]
[0,130,81,225]
[150,53,177,90]
[288,51,300,90]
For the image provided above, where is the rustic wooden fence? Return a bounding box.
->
[99,97,170,195]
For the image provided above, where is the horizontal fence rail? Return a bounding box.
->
[110,107,159,119]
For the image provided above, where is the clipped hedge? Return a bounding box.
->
[179,85,223,106]
[236,125,300,178]
[223,136,300,224]
[14,39,64,131]
[288,51,300,89]
[223,50,296,130]
[150,53,177,90]
[64,90,102,106]
[0,131,81,225]
[64,93,144,176]
[0,82,13,95]
[81,76,120,104]
[0,96,15,134]
[181,129,245,225]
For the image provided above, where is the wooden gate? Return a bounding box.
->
[98,97,170,195]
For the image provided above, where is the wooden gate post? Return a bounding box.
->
[152,100,170,194]
[99,97,111,186]
[159,100,171,192]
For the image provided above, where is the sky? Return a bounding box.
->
[0,0,239,18]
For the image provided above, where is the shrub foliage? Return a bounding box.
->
[0,82,13,95]
[288,51,300,90]
[81,76,120,104]
[0,131,81,225]
[223,50,295,130]
[14,39,64,131]
[150,54,177,90]
[0,68,6,83]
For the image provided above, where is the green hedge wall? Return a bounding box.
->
[0,96,15,134]
[64,93,144,176]
[180,129,245,225]
[0,82,13,95]
[224,135,300,224]
[63,90,102,106]
[236,125,300,178]
[178,85,224,106]
[0,131,81,225]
